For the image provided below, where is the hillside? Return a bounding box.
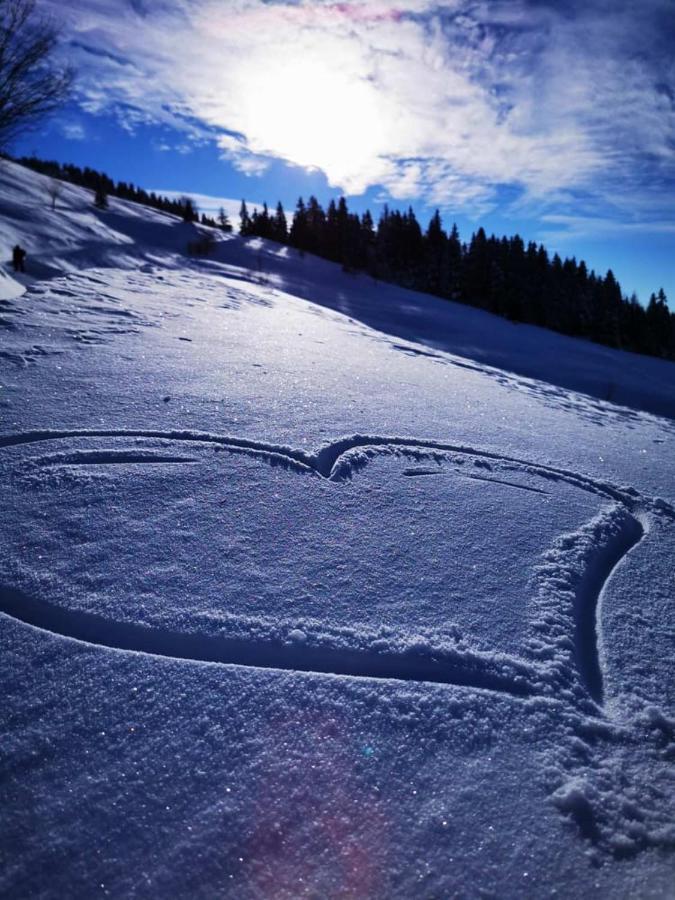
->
[1,158,675,421]
[1,159,674,899]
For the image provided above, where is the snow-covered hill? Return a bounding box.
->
[2,158,675,421]
[1,159,674,898]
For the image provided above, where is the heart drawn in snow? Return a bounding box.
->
[0,428,667,709]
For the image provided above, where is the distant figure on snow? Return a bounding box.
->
[12,245,26,273]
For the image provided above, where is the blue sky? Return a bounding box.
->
[15,0,675,305]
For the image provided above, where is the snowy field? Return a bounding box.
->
[1,160,674,898]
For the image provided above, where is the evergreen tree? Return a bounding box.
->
[359,210,376,270]
[336,197,351,262]
[218,207,232,232]
[272,202,288,243]
[324,199,340,261]
[94,183,108,210]
[180,196,198,224]
[462,228,491,308]
[255,202,273,239]
[424,210,447,296]
[239,200,252,236]
[289,197,308,250]
[446,224,462,299]
[646,289,671,357]
[305,196,325,255]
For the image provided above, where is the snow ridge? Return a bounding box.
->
[3,429,672,519]
[527,506,645,708]
[0,583,542,696]
[1,429,670,713]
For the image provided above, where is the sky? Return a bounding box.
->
[14,0,675,305]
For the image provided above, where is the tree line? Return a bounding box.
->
[10,155,232,230]
[9,154,672,361]
[0,1,672,363]
[240,196,674,361]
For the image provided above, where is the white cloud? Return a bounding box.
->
[61,121,87,140]
[40,0,675,218]
[150,190,277,226]
[538,214,675,242]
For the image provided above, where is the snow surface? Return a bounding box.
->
[1,159,674,898]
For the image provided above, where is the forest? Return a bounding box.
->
[12,154,674,362]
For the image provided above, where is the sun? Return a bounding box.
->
[236,51,392,192]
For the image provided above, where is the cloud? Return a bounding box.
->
[40,0,675,219]
[149,190,283,227]
[217,135,271,177]
[538,213,675,243]
[61,121,87,141]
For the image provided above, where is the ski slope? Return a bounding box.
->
[1,159,674,899]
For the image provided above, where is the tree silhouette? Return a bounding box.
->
[94,183,108,210]
[239,200,252,236]
[218,207,232,232]
[14,152,674,363]
[180,196,198,224]
[272,201,288,243]
[0,0,73,147]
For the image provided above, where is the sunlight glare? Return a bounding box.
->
[237,52,391,192]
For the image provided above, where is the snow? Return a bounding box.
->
[1,158,674,898]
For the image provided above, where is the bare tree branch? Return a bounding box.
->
[0,0,74,148]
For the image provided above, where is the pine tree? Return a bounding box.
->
[447,224,462,299]
[180,196,198,224]
[272,202,288,243]
[289,197,308,250]
[94,183,108,210]
[324,199,340,261]
[424,210,447,296]
[350,210,374,270]
[305,196,325,255]
[239,200,252,236]
[646,288,671,357]
[253,202,271,239]
[218,208,232,232]
[462,228,491,308]
[336,197,351,264]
